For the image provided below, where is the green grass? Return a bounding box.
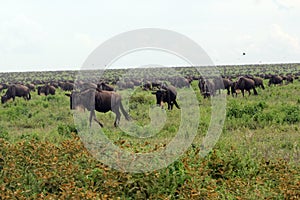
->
[0,73,299,199]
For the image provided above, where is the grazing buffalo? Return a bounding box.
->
[152,85,180,110]
[151,81,162,89]
[25,83,36,92]
[230,81,238,97]
[245,76,265,89]
[116,81,126,90]
[37,85,56,96]
[268,75,283,86]
[222,78,232,95]
[0,83,8,93]
[125,81,134,89]
[1,84,31,103]
[97,82,114,91]
[198,78,215,98]
[213,77,233,95]
[76,82,97,91]
[170,77,190,88]
[235,77,258,97]
[282,75,294,84]
[142,81,152,91]
[59,81,74,91]
[66,89,131,127]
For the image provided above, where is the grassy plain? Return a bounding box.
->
[0,68,299,199]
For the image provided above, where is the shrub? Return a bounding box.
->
[227,101,266,119]
[57,124,78,138]
[283,105,300,124]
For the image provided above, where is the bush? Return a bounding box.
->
[283,105,300,124]
[227,101,266,119]
[57,124,78,138]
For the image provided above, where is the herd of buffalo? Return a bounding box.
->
[0,72,298,127]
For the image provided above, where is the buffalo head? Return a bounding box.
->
[1,95,8,104]
[152,89,167,107]
[65,92,78,110]
[65,90,94,111]
[152,85,180,110]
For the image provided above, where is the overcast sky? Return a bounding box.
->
[0,0,300,72]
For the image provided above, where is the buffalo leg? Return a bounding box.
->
[112,107,121,127]
[170,103,174,110]
[253,87,258,95]
[174,100,180,109]
[90,110,103,127]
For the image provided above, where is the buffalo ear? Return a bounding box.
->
[65,93,71,97]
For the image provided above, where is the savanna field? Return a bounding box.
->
[0,64,299,199]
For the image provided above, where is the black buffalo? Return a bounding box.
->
[198,78,215,98]
[235,76,258,97]
[66,89,131,127]
[97,82,114,91]
[282,75,294,84]
[245,75,265,89]
[152,85,180,110]
[37,85,56,96]
[76,82,97,91]
[59,81,74,91]
[0,84,7,93]
[268,75,283,86]
[230,81,238,97]
[25,83,36,92]
[1,84,31,103]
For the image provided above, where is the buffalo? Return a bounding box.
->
[213,78,233,95]
[76,82,97,91]
[0,83,8,93]
[152,85,180,110]
[198,78,215,98]
[1,84,31,103]
[97,82,114,91]
[230,81,238,97]
[142,81,152,91]
[37,85,56,96]
[221,78,232,95]
[235,76,258,97]
[170,77,190,88]
[66,89,131,127]
[245,75,265,89]
[268,75,283,86]
[151,81,162,90]
[59,81,74,91]
[282,75,294,84]
[25,83,36,92]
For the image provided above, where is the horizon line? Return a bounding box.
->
[0,62,299,73]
